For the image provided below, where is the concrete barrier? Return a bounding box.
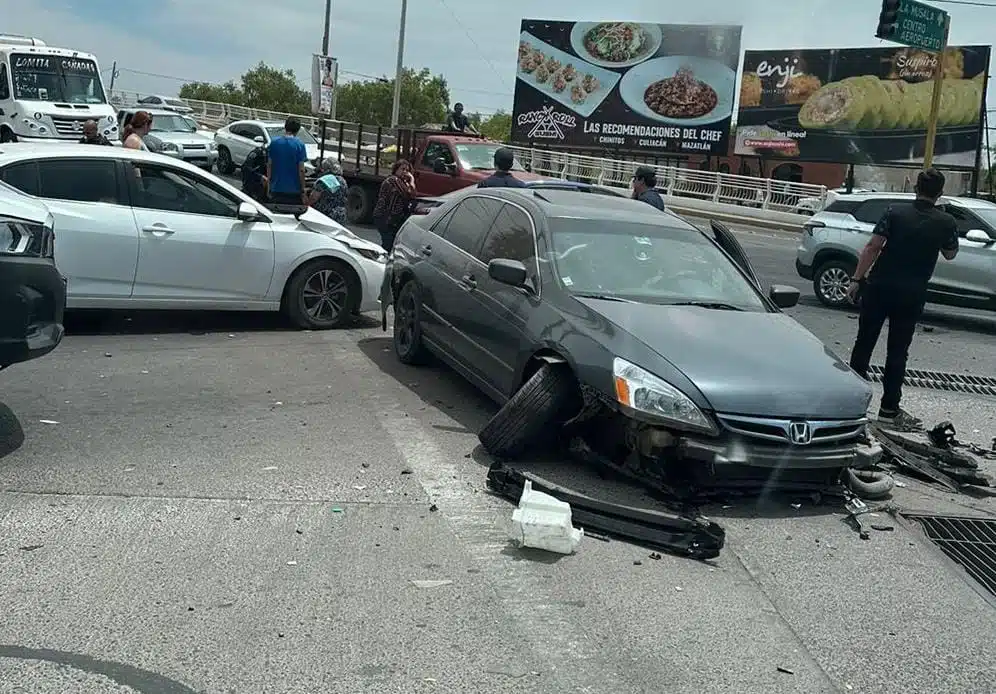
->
[663,195,808,234]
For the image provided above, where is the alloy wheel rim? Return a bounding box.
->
[820,267,850,303]
[396,291,416,352]
[302,269,347,323]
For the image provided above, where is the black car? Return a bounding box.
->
[0,181,65,370]
[379,188,878,489]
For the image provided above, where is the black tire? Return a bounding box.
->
[813,259,856,308]
[283,258,360,330]
[844,468,895,500]
[479,363,579,459]
[217,146,235,175]
[346,184,374,224]
[393,280,429,365]
[0,402,25,458]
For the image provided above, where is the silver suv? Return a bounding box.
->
[796,192,996,311]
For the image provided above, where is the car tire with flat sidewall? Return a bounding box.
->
[814,259,856,308]
[283,258,360,330]
[393,280,429,365]
[217,146,235,175]
[479,363,579,459]
[0,402,25,458]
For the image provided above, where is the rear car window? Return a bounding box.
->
[853,199,906,225]
[824,199,861,215]
[1,161,40,196]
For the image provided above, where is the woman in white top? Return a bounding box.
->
[122,111,152,150]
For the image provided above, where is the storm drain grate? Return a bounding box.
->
[904,513,996,598]
[867,365,996,398]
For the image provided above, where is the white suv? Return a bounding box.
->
[796,192,996,311]
[214,120,322,176]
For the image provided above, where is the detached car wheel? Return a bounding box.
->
[479,363,579,459]
[217,147,235,175]
[814,260,856,308]
[284,259,359,330]
[0,402,25,458]
[393,281,429,365]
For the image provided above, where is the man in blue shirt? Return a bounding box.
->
[631,166,666,211]
[266,117,308,206]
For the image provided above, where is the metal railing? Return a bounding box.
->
[110,89,827,212]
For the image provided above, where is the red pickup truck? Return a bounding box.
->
[333,127,542,223]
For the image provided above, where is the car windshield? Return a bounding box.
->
[967,207,996,232]
[547,218,768,311]
[151,115,197,133]
[266,126,317,144]
[454,143,525,171]
[10,54,105,104]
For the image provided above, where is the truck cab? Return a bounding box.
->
[0,35,118,144]
[406,131,542,196]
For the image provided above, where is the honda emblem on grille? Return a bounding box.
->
[789,421,812,445]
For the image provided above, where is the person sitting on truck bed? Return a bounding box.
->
[309,158,348,224]
[478,148,526,188]
[267,117,308,205]
[79,120,112,146]
[445,103,478,135]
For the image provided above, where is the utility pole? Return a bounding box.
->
[391,0,408,128]
[318,0,332,164]
[108,61,117,94]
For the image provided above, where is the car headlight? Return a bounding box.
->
[352,246,387,263]
[162,142,179,152]
[0,216,55,258]
[612,357,714,432]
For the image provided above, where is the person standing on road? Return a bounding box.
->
[846,168,959,428]
[479,147,526,188]
[122,111,152,150]
[372,159,416,251]
[241,144,269,203]
[266,117,308,206]
[631,166,666,211]
[444,103,479,135]
[309,158,348,224]
[79,120,112,145]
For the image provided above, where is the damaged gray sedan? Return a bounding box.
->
[380,188,880,492]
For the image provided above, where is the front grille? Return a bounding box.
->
[904,513,996,599]
[51,117,90,136]
[184,144,206,150]
[717,414,866,445]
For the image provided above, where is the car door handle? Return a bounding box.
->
[420,244,432,256]
[141,224,175,235]
[459,274,477,290]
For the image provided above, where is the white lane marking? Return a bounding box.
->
[337,340,624,690]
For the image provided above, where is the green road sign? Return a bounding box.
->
[893,0,947,52]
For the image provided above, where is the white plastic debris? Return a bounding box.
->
[508,480,583,555]
[411,579,453,588]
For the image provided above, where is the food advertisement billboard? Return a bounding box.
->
[734,45,990,167]
[511,20,743,155]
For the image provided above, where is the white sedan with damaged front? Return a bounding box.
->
[0,143,385,329]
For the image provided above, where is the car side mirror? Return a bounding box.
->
[488,258,528,288]
[253,135,265,144]
[432,158,448,174]
[965,229,993,244]
[237,201,263,222]
[769,284,800,309]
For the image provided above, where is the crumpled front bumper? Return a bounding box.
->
[679,435,883,470]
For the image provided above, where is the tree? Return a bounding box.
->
[179,62,310,114]
[334,67,449,127]
[476,111,512,142]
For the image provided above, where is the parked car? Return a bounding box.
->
[380,188,877,485]
[0,143,386,329]
[412,179,625,215]
[136,94,193,115]
[214,120,322,177]
[791,187,874,216]
[796,192,996,311]
[0,179,64,369]
[117,108,218,171]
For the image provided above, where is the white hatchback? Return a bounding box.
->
[0,143,386,329]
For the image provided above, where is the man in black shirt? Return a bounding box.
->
[445,103,478,134]
[478,147,526,188]
[631,166,666,211]
[847,168,959,428]
[79,120,112,146]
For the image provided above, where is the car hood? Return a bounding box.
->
[463,169,544,182]
[0,181,51,225]
[286,207,385,254]
[576,298,871,419]
[154,131,213,146]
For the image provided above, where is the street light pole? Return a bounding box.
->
[391,0,407,128]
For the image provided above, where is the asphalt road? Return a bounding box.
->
[2,211,995,692]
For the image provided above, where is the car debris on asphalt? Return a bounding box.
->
[507,479,583,555]
[870,421,993,492]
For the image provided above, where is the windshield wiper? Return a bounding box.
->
[669,301,744,311]
[573,292,637,303]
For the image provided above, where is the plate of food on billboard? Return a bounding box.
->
[511,19,742,155]
[734,45,990,167]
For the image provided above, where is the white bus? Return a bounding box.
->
[0,35,118,143]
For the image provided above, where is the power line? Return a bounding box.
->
[435,0,512,93]
[932,0,996,6]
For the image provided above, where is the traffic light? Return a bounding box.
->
[876,0,901,40]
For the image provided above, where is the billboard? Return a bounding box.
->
[311,54,338,117]
[511,20,743,155]
[734,45,991,167]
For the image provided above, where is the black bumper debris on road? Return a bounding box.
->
[486,463,726,561]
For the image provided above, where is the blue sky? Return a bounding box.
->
[11,0,996,120]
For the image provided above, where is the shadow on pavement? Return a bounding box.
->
[0,401,25,459]
[796,295,995,336]
[65,310,378,336]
